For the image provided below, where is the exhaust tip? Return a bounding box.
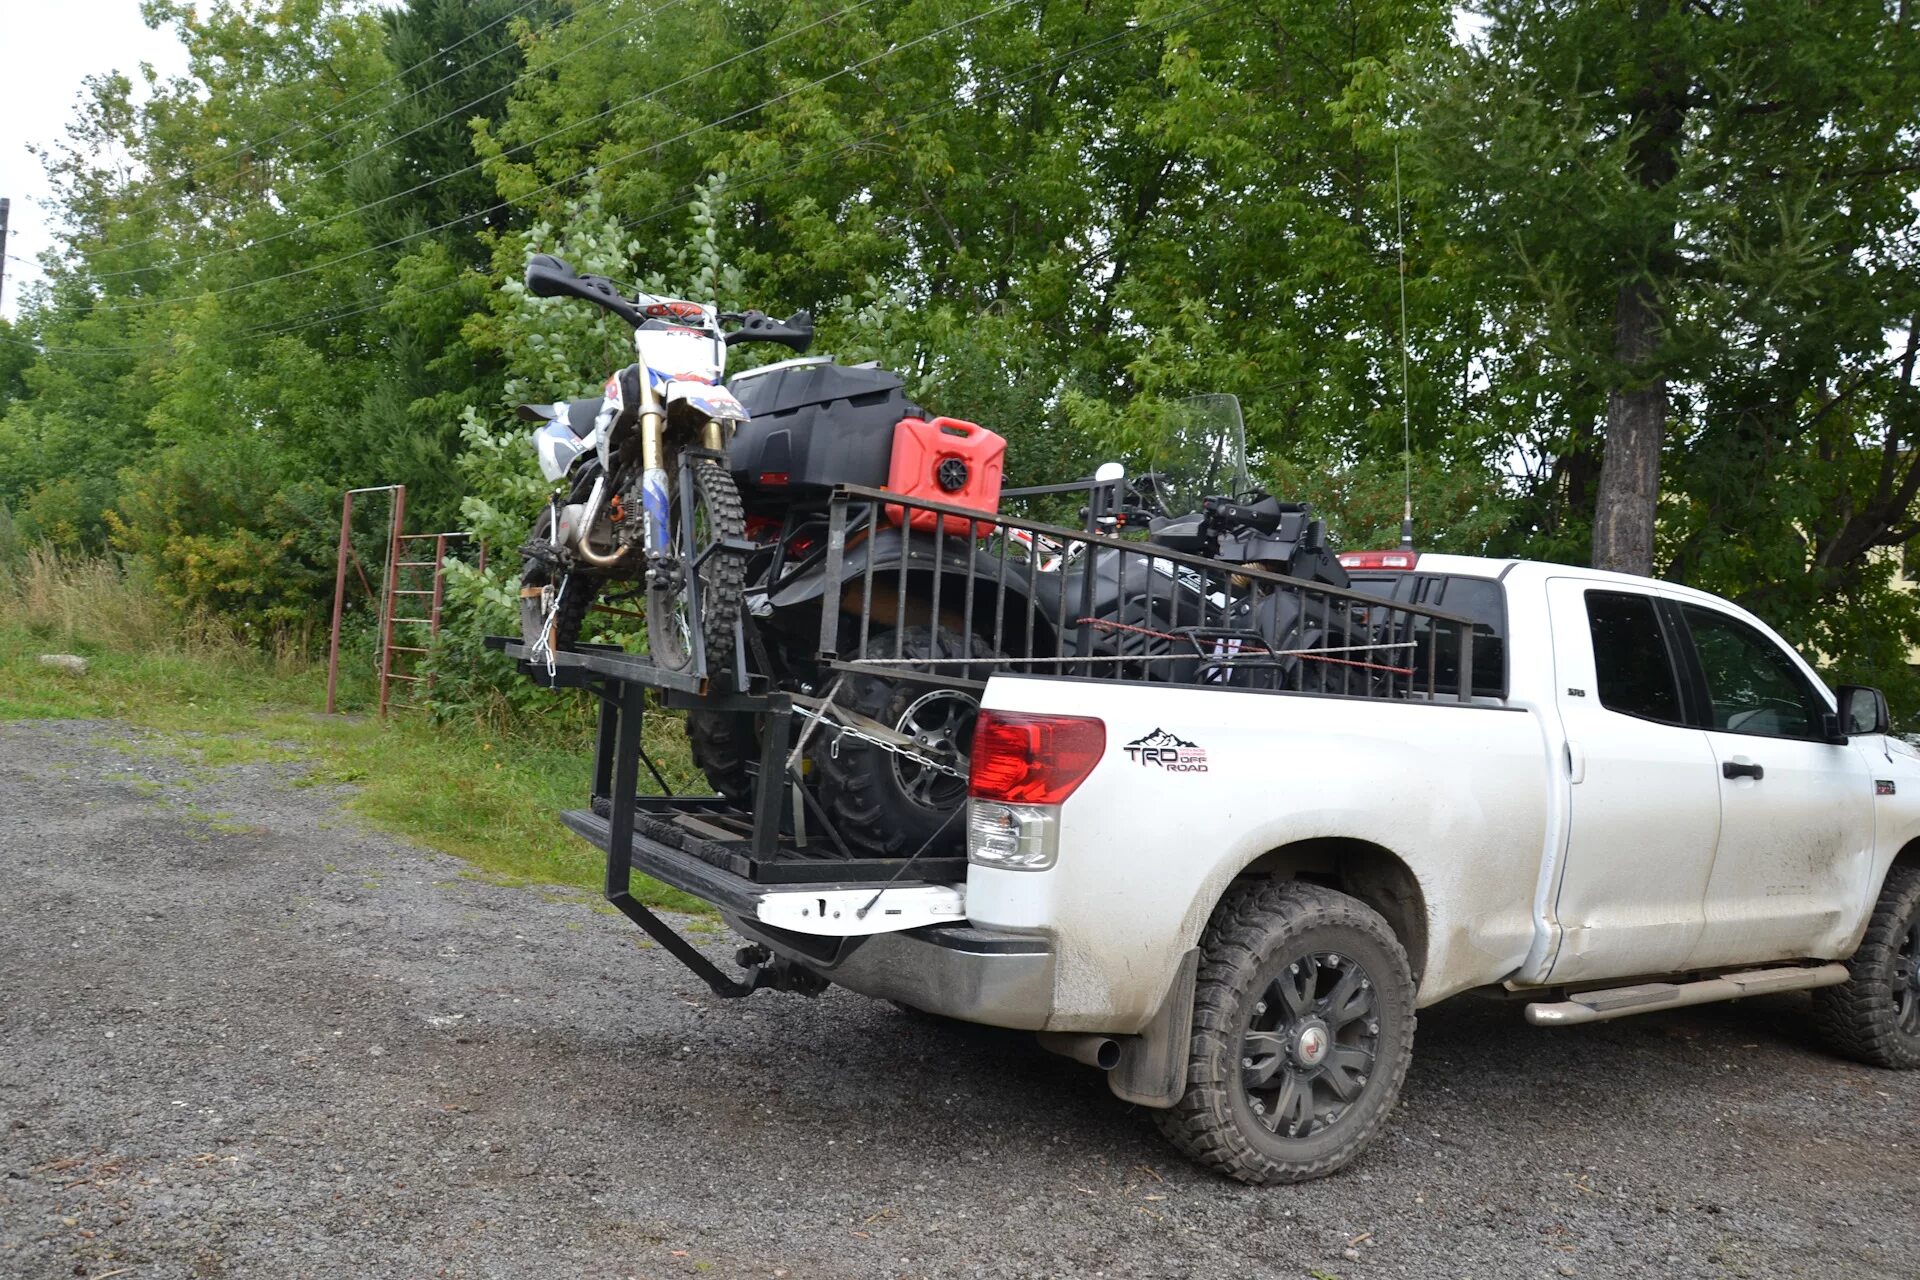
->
[1036,1031,1122,1071]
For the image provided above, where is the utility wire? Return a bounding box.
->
[2,0,1221,357]
[93,0,603,266]
[107,0,553,225]
[71,0,1024,317]
[88,0,863,283]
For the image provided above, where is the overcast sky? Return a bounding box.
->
[0,2,198,319]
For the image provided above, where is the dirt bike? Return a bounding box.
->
[512,256,1032,859]
[514,253,814,675]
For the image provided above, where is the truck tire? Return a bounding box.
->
[1812,864,1920,1069]
[1156,879,1416,1184]
[687,708,756,806]
[813,624,999,858]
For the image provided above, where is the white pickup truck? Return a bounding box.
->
[709,553,1920,1183]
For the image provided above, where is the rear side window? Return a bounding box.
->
[1585,590,1684,724]
[1428,576,1507,698]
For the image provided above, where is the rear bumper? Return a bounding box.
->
[730,915,1056,1030]
[565,807,1057,1029]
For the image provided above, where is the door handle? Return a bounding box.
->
[1723,760,1765,781]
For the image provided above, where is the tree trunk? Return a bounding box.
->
[1592,277,1667,573]
[1591,0,1683,576]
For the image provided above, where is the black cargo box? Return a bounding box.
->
[726,360,918,498]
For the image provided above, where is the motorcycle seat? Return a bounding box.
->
[515,396,603,438]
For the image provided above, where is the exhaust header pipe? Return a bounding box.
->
[1036,1031,1120,1071]
[570,475,635,568]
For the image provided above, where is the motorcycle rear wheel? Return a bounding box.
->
[519,509,595,655]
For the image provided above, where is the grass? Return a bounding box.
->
[0,549,710,913]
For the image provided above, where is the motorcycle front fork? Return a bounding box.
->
[638,415,727,580]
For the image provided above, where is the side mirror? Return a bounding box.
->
[1837,685,1890,737]
[524,253,577,298]
[1093,461,1125,484]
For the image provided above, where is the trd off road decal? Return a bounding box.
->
[1125,728,1209,772]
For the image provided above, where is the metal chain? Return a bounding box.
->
[789,699,969,780]
[529,573,569,679]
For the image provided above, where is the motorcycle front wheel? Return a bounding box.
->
[644,462,748,678]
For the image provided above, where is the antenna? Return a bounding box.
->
[1394,146,1414,551]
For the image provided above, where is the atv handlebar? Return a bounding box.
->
[1202,495,1307,534]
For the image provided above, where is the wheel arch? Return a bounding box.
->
[1234,838,1431,987]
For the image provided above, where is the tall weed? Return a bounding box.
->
[0,546,251,659]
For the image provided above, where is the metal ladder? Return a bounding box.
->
[377,530,483,717]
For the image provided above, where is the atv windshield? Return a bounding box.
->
[1149,394,1250,517]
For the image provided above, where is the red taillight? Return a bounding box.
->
[759,471,790,486]
[969,711,1106,804]
[1337,550,1419,570]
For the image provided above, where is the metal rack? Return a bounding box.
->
[495,480,1478,997]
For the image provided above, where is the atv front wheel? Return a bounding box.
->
[687,707,758,806]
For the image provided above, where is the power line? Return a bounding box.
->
[93,0,594,264]
[110,0,552,224]
[87,0,860,283]
[2,0,1222,358]
[72,0,1025,317]
[619,1,1225,237]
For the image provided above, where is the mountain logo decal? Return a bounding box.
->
[1125,728,1209,772]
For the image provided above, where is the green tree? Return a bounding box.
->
[1418,0,1920,700]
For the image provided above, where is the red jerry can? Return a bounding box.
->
[884,416,1006,537]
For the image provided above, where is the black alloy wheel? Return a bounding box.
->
[1157,879,1416,1184]
[1896,914,1920,1039]
[1238,950,1382,1139]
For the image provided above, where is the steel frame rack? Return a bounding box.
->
[484,632,967,998]
[494,475,1479,997]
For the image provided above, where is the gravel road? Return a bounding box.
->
[2,717,1916,1280]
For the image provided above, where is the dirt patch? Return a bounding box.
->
[2,718,1915,1278]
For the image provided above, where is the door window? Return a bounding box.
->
[1584,590,1685,724]
[1677,605,1823,739]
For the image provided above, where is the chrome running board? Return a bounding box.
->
[1524,964,1849,1027]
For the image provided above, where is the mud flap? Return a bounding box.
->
[1108,947,1199,1108]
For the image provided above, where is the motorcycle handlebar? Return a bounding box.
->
[523,254,647,327]
[722,309,815,354]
